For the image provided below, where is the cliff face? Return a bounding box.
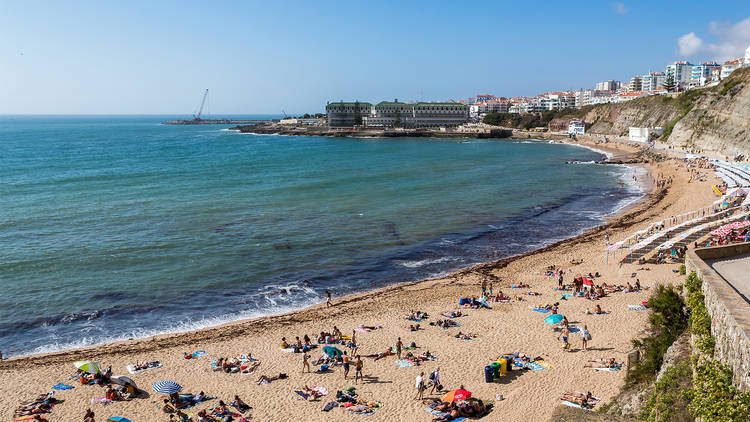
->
[668,68,750,155]
[547,67,750,157]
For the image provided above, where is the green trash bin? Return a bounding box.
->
[490,362,501,379]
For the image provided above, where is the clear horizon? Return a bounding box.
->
[2,1,749,114]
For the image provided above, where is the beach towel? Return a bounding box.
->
[407,318,423,322]
[440,313,463,319]
[280,347,295,352]
[53,382,74,390]
[354,327,369,333]
[526,361,546,371]
[347,408,375,415]
[532,308,550,313]
[295,390,310,400]
[91,397,113,406]
[537,360,553,369]
[424,407,466,421]
[127,362,162,374]
[628,305,648,311]
[323,401,339,411]
[568,325,581,334]
[561,396,600,409]
[395,359,414,368]
[594,367,621,372]
[191,350,207,357]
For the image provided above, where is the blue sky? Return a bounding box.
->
[2,1,749,114]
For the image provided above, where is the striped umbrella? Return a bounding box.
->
[73,361,102,374]
[152,380,182,394]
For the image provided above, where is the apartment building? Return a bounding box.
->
[690,62,720,87]
[641,72,665,91]
[665,61,693,88]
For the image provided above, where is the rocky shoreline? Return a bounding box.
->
[228,123,513,138]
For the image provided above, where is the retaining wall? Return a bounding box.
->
[686,242,750,390]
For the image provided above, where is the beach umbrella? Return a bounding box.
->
[582,277,594,287]
[442,388,472,402]
[74,360,102,374]
[152,380,182,394]
[106,418,132,422]
[111,375,137,388]
[544,314,565,325]
[322,345,343,359]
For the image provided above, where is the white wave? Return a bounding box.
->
[399,256,451,268]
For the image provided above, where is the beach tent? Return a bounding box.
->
[544,314,565,325]
[322,345,343,359]
[74,361,102,374]
[152,380,182,394]
[111,375,137,388]
[442,388,472,402]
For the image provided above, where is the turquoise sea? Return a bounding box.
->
[0,115,641,357]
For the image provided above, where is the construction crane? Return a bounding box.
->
[193,89,209,121]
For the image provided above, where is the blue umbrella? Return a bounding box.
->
[544,314,565,325]
[152,380,182,394]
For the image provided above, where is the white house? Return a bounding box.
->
[568,120,585,136]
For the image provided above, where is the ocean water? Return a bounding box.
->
[0,116,642,357]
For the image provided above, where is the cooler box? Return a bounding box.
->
[490,362,501,378]
[483,365,493,383]
[497,358,508,375]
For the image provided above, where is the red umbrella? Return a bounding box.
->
[582,277,594,287]
[442,388,472,402]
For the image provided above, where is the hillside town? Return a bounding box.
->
[324,46,750,127]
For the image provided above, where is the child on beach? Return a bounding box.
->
[414,371,425,400]
[558,325,570,351]
[302,353,311,373]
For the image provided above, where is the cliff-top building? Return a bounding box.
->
[326,100,468,128]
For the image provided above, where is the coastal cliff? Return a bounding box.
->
[548,67,750,157]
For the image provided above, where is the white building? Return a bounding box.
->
[596,80,618,91]
[629,127,663,143]
[568,120,585,136]
[721,60,742,79]
[665,61,693,88]
[641,72,666,91]
[628,76,642,92]
[690,62,720,87]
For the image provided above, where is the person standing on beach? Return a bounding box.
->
[481,279,487,296]
[354,355,363,384]
[342,352,351,380]
[428,367,440,394]
[302,353,311,373]
[604,233,610,245]
[558,272,563,290]
[581,325,591,351]
[414,371,425,400]
[558,325,570,351]
[325,290,332,307]
[396,337,403,360]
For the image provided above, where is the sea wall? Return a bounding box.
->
[686,243,750,390]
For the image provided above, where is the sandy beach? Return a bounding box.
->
[1,139,720,422]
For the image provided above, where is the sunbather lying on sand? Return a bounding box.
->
[455,331,477,340]
[561,391,595,407]
[584,358,620,368]
[511,283,530,288]
[132,360,160,371]
[256,373,287,385]
[408,324,423,331]
[432,319,459,329]
[233,395,251,412]
[371,348,395,361]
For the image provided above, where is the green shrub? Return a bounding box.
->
[627,284,688,384]
[641,360,693,422]
[687,359,750,421]
[679,265,686,275]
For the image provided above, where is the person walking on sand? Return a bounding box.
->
[414,371,425,400]
[325,290,332,307]
[396,337,403,360]
[342,352,351,380]
[429,367,441,394]
[354,355,363,384]
[605,233,610,245]
[302,353,311,373]
[581,324,592,351]
[558,325,570,351]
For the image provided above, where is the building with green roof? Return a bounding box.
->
[326,99,468,128]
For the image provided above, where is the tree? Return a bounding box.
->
[353,101,362,126]
[663,75,676,92]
